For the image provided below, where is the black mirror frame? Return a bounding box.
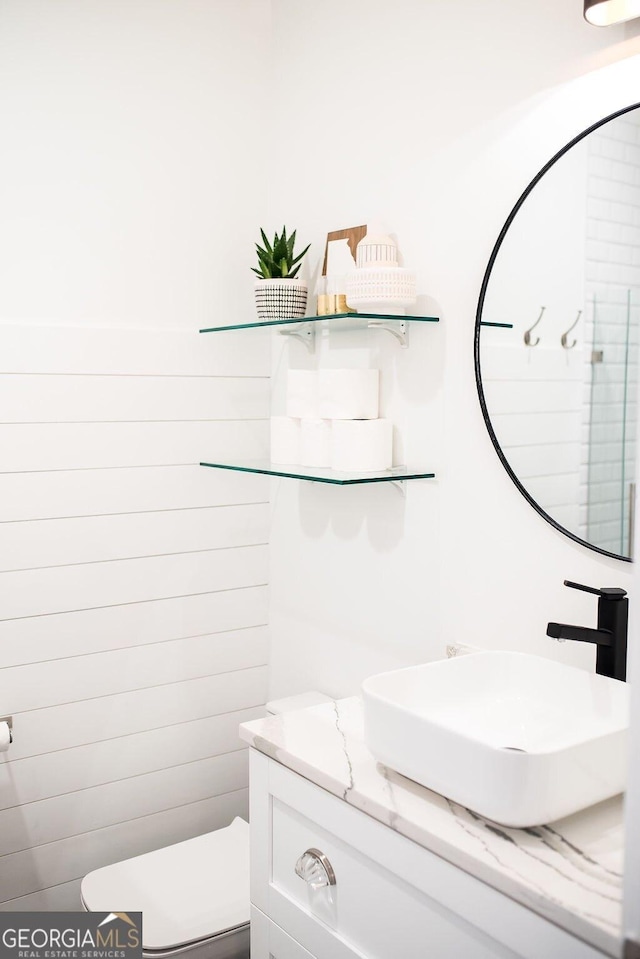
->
[474,101,640,564]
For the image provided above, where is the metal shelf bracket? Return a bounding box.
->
[367,318,408,348]
[278,323,316,352]
[276,317,411,349]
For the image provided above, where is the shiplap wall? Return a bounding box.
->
[0,325,270,909]
[0,0,272,909]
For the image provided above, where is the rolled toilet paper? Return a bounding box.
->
[300,419,332,467]
[286,370,319,419]
[270,417,300,464]
[0,721,11,753]
[331,419,393,472]
[319,369,379,420]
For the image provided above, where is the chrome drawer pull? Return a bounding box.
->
[295,848,336,889]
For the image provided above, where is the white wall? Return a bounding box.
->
[0,0,271,910]
[480,142,588,543]
[625,530,640,959]
[267,0,640,700]
[0,0,269,328]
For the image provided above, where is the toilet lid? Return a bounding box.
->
[81,818,249,952]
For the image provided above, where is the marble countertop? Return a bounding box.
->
[240,696,624,957]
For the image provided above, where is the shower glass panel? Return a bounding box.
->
[586,290,639,557]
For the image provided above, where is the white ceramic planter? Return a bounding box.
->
[254,279,308,321]
[345,267,417,316]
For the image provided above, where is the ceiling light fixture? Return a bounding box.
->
[584,0,640,25]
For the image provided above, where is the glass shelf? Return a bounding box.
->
[479,321,513,328]
[199,311,439,333]
[200,459,435,486]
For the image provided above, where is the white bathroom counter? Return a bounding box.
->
[240,696,624,957]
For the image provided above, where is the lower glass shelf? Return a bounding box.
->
[200,459,435,486]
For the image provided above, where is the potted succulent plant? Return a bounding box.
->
[252,227,311,321]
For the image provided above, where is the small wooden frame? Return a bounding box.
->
[322,224,367,275]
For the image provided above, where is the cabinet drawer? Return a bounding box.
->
[251,906,315,959]
[251,751,606,959]
[271,796,515,959]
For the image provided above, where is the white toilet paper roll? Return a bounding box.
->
[286,370,319,419]
[0,722,11,753]
[319,369,379,420]
[300,419,332,467]
[270,417,300,464]
[331,419,393,472]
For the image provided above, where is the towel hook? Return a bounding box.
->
[561,309,582,350]
[524,306,546,347]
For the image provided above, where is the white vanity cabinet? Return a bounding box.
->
[249,750,608,959]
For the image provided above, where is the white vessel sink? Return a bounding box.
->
[362,651,629,827]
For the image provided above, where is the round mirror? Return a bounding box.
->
[476,103,640,563]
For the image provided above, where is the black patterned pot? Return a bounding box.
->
[254,279,308,321]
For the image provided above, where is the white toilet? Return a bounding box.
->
[81,692,329,959]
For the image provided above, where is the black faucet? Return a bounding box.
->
[546,580,628,682]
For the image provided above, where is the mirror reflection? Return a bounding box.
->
[478,106,640,561]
